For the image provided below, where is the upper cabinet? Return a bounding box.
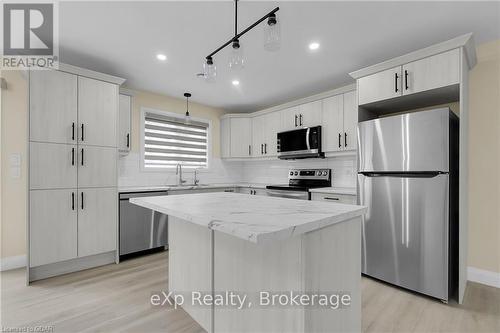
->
[357,49,461,106]
[230,117,252,158]
[78,77,118,148]
[29,70,77,144]
[118,94,131,152]
[321,90,357,153]
[281,100,322,130]
[253,112,281,157]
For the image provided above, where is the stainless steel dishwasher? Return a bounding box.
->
[119,191,168,256]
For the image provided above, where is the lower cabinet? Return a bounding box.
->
[237,188,267,196]
[30,189,78,267]
[310,192,357,205]
[78,188,117,257]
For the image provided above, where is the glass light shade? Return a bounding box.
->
[229,44,245,71]
[264,20,281,51]
[203,61,216,82]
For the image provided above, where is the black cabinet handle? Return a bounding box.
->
[324,197,340,201]
[126,133,130,148]
[248,145,251,156]
[72,122,75,141]
[81,148,84,166]
[81,124,84,141]
[338,133,341,148]
[345,132,347,147]
[395,73,399,92]
[294,114,298,127]
[71,148,75,166]
[264,143,267,154]
[72,192,75,210]
[299,114,303,126]
[81,192,84,210]
[261,144,263,154]
[404,70,409,90]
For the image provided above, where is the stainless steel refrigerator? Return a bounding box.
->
[357,108,459,301]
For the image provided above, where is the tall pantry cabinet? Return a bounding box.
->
[28,66,125,282]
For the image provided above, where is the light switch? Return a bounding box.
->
[9,153,21,167]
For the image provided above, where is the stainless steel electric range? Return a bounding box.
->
[266,168,331,200]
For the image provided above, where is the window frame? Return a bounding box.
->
[140,107,212,172]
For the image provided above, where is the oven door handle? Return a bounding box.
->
[266,190,309,199]
[306,127,311,150]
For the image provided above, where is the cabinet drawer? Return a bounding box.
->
[311,192,356,204]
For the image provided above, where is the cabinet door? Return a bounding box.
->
[118,94,131,152]
[358,66,402,105]
[321,94,344,153]
[78,188,117,257]
[262,112,281,156]
[30,142,77,190]
[298,100,322,127]
[343,91,358,151]
[78,146,117,188]
[280,106,300,130]
[229,117,252,158]
[30,189,78,267]
[220,118,231,158]
[78,77,118,147]
[402,49,459,96]
[30,70,77,144]
[252,116,265,157]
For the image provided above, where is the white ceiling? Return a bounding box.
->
[59,1,500,112]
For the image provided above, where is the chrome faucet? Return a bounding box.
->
[193,170,200,185]
[175,164,186,185]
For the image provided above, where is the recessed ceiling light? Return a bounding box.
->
[308,42,320,51]
[156,53,167,61]
[232,80,240,86]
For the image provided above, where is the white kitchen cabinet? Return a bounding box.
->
[230,117,252,158]
[343,91,358,151]
[321,90,357,153]
[252,112,280,157]
[238,188,267,196]
[280,106,300,130]
[402,49,460,96]
[118,94,131,152]
[298,100,322,127]
[29,70,77,144]
[311,192,356,205]
[220,117,230,158]
[78,188,117,257]
[29,142,77,190]
[322,94,344,153]
[358,66,402,105]
[77,146,117,188]
[30,189,78,267]
[78,76,118,148]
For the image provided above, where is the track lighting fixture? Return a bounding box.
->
[184,92,191,123]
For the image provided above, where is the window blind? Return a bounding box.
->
[144,113,208,169]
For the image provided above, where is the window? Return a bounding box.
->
[142,110,209,169]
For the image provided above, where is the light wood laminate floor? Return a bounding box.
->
[1,251,499,332]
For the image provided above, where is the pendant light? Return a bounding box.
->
[264,13,281,51]
[203,57,216,82]
[229,38,244,70]
[184,92,192,124]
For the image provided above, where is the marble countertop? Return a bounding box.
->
[130,192,366,244]
[308,187,357,195]
[118,183,269,193]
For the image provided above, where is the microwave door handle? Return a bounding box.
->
[306,128,311,150]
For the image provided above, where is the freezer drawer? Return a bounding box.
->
[358,173,449,300]
[358,108,450,172]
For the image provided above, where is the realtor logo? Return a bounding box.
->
[1,2,58,69]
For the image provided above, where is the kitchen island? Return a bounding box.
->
[131,192,366,333]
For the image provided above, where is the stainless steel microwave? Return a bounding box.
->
[277,126,324,159]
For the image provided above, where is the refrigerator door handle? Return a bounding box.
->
[359,171,444,178]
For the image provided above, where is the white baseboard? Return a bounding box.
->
[468,266,500,288]
[0,255,27,271]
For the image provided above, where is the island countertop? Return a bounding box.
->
[130,192,366,244]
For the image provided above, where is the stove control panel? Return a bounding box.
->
[288,168,331,180]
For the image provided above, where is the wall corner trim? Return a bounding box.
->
[0,255,27,271]
[467,266,500,288]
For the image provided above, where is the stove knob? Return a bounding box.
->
[323,171,328,176]
[317,171,322,176]
[289,171,293,176]
[294,171,298,176]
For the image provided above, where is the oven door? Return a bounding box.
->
[266,189,310,200]
[277,126,322,159]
